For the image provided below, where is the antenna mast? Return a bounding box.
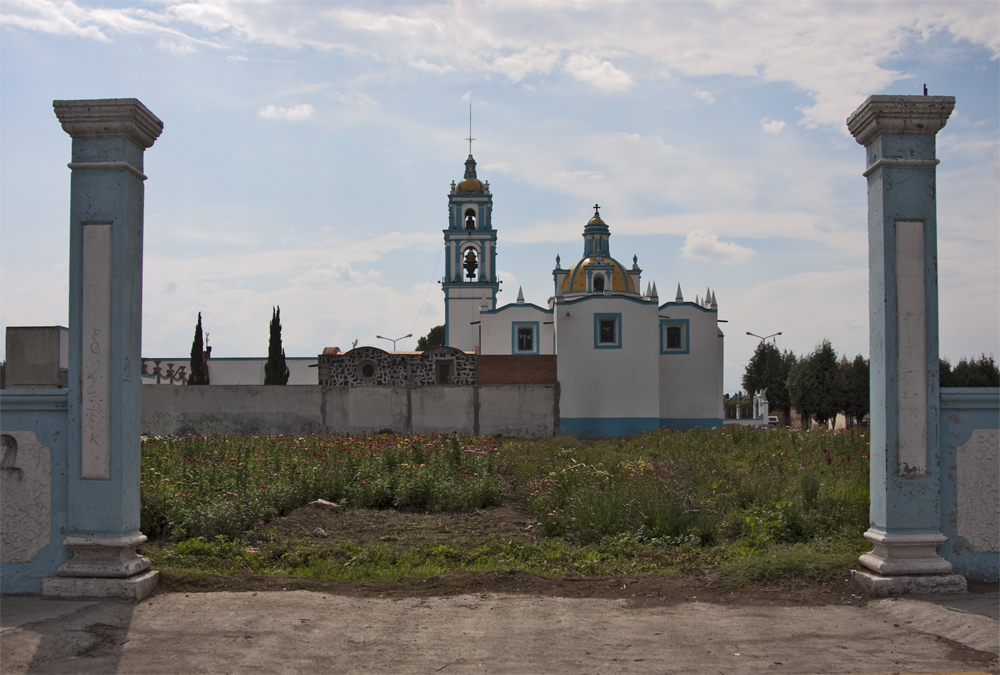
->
[466,104,474,155]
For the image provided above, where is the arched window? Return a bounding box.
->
[593,276,605,293]
[464,209,477,230]
[463,247,479,281]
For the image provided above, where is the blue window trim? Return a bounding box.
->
[593,313,622,349]
[660,318,690,355]
[511,321,540,354]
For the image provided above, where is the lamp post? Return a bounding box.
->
[376,333,412,351]
[746,331,782,343]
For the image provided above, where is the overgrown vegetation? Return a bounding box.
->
[141,434,505,540]
[141,427,871,587]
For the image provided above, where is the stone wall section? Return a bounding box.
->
[318,346,477,387]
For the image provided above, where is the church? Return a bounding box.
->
[441,152,724,436]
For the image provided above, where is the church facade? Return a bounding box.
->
[443,154,725,436]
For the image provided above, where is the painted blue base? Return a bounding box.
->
[560,417,659,438]
[559,417,725,437]
[0,390,71,595]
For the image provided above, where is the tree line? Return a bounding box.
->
[743,340,998,429]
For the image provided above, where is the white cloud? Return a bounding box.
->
[460,91,471,103]
[694,90,714,105]
[409,58,454,74]
[5,2,997,129]
[563,53,633,93]
[257,104,315,121]
[492,47,558,82]
[334,92,381,114]
[289,263,365,287]
[156,39,195,54]
[681,230,755,263]
[761,117,786,135]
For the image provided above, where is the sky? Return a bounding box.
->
[1,0,998,395]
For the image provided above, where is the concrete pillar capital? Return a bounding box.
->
[847,95,955,146]
[53,98,163,149]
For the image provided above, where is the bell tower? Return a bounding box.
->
[442,150,498,351]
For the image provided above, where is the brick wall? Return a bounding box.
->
[478,355,556,385]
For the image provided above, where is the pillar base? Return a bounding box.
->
[56,534,151,578]
[852,569,966,597]
[858,529,953,575]
[43,569,159,601]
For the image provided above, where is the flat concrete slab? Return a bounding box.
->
[2,587,997,674]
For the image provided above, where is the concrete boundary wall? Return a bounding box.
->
[939,387,999,582]
[141,385,558,439]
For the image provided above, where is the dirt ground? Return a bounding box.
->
[155,502,865,609]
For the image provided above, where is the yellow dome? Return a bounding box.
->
[561,257,636,294]
[458,177,484,192]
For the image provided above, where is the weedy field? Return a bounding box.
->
[140,426,871,594]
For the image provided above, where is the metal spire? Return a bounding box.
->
[466,105,475,155]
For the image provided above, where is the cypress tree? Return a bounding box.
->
[187,312,210,385]
[264,306,289,385]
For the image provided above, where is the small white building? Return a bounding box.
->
[444,156,724,436]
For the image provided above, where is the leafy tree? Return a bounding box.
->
[940,354,1000,388]
[187,312,210,385]
[264,306,290,385]
[787,339,843,429]
[840,354,870,427]
[416,325,445,352]
[742,341,796,420]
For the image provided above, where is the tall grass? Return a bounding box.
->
[142,426,870,555]
[141,433,505,540]
[502,426,869,548]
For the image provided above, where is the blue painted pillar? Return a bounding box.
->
[847,95,964,590]
[44,99,163,600]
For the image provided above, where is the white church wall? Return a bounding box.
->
[445,289,494,352]
[480,304,554,355]
[657,302,725,427]
[556,295,660,436]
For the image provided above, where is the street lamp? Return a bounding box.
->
[376,333,412,350]
[746,331,782,343]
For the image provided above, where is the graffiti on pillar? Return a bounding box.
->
[81,223,111,481]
